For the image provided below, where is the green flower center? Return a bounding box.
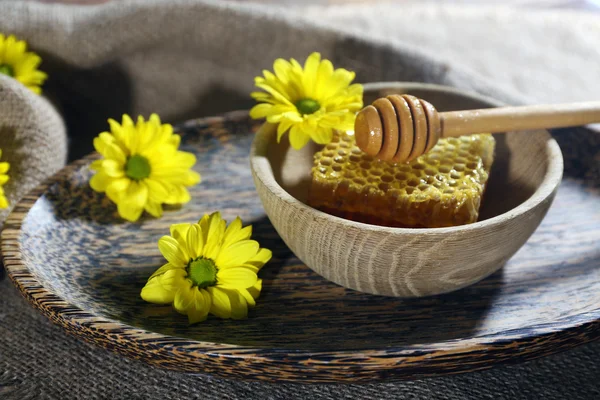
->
[295,98,320,115]
[0,64,14,77]
[125,154,151,180]
[187,258,217,288]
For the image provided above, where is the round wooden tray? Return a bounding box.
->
[2,111,599,383]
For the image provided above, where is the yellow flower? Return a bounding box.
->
[141,212,272,324]
[250,52,363,150]
[0,34,47,94]
[90,114,201,222]
[0,149,10,208]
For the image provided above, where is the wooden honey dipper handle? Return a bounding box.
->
[354,94,600,163]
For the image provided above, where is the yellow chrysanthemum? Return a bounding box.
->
[0,149,10,209]
[0,34,47,94]
[141,212,272,324]
[90,114,201,222]
[250,52,363,150]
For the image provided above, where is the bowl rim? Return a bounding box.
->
[250,82,564,235]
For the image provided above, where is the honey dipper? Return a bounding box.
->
[354,94,600,163]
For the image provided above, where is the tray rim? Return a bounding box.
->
[2,107,600,383]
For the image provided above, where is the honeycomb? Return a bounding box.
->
[307,131,495,228]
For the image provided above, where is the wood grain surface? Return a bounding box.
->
[1,105,599,382]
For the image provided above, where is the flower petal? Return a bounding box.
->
[153,151,196,170]
[185,223,204,260]
[246,248,273,270]
[248,278,263,300]
[102,159,125,178]
[108,118,129,148]
[222,217,252,249]
[149,262,183,280]
[158,236,188,266]
[217,267,258,289]
[255,82,294,106]
[311,126,334,145]
[173,285,211,324]
[273,58,292,85]
[89,172,111,193]
[144,200,163,218]
[222,288,248,320]
[95,138,126,164]
[117,202,143,222]
[237,263,260,274]
[144,178,169,202]
[276,119,294,142]
[238,288,256,307]
[188,288,211,324]
[128,181,149,207]
[249,103,274,119]
[89,159,103,172]
[302,52,321,96]
[163,184,192,205]
[116,181,148,222]
[288,125,311,150]
[207,286,231,319]
[202,212,226,260]
[215,240,259,269]
[173,285,194,314]
[314,58,334,99]
[170,223,192,248]
[106,178,130,203]
[140,268,187,304]
[0,162,11,174]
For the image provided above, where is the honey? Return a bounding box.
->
[307,131,495,228]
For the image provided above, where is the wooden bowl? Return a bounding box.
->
[250,82,564,297]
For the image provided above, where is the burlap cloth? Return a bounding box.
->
[1,1,599,398]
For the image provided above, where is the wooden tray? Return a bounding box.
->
[2,111,599,383]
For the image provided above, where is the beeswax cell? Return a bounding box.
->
[307,131,495,228]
